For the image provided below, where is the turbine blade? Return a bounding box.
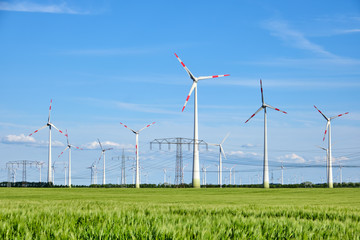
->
[50,123,65,135]
[105,148,113,151]
[70,144,82,150]
[182,81,197,112]
[266,104,287,114]
[65,129,69,146]
[314,105,328,121]
[221,132,230,145]
[207,143,219,146]
[58,146,69,158]
[98,152,103,163]
[29,124,48,136]
[323,121,330,141]
[315,145,327,151]
[97,138,103,150]
[330,112,349,120]
[220,145,227,160]
[119,122,136,133]
[260,80,264,105]
[245,106,263,123]
[174,53,196,81]
[138,122,156,133]
[48,99,52,123]
[197,74,230,80]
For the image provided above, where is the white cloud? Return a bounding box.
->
[241,143,256,148]
[228,150,259,157]
[2,134,35,144]
[0,134,65,147]
[278,153,306,163]
[82,141,133,150]
[333,156,349,163]
[0,1,87,14]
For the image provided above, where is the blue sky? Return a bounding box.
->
[0,0,359,185]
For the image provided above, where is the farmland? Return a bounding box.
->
[0,188,359,239]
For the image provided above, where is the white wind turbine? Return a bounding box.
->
[29,99,65,184]
[58,130,82,188]
[120,122,155,188]
[175,53,230,188]
[245,80,287,188]
[314,105,349,188]
[209,133,230,188]
[97,139,113,185]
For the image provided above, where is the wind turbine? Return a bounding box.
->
[29,99,64,184]
[58,130,82,188]
[175,53,230,188]
[97,139,113,185]
[314,105,349,188]
[245,80,287,188]
[209,133,230,188]
[120,122,155,188]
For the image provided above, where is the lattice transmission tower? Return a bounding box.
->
[150,137,208,186]
[6,160,44,187]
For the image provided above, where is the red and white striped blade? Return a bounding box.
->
[260,80,264,105]
[119,122,136,133]
[48,99,52,123]
[245,106,263,123]
[71,144,82,150]
[314,105,328,121]
[29,124,48,136]
[139,122,156,133]
[182,81,197,112]
[197,74,230,80]
[323,121,330,141]
[330,111,349,120]
[266,104,287,114]
[58,146,69,158]
[65,129,69,146]
[50,123,65,135]
[174,53,196,80]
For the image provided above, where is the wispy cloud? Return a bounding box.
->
[335,29,360,34]
[0,1,88,14]
[81,98,180,115]
[62,48,157,56]
[263,19,335,57]
[218,78,360,89]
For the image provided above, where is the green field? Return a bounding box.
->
[1,188,359,239]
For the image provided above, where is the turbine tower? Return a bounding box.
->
[245,80,287,188]
[120,122,155,188]
[314,105,349,188]
[209,133,230,188]
[58,130,82,188]
[175,53,230,188]
[97,139,113,185]
[29,99,64,184]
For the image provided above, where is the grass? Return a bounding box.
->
[0,188,359,239]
